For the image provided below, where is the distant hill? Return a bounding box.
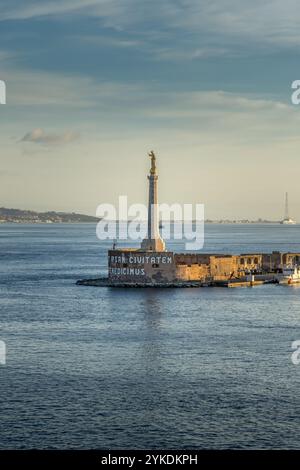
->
[0,207,99,223]
[0,207,284,224]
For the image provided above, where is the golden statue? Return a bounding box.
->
[148,150,156,174]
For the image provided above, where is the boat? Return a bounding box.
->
[281,218,296,225]
[276,265,300,284]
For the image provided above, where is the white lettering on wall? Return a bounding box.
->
[110,254,173,265]
[109,252,173,278]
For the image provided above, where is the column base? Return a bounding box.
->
[140,237,166,252]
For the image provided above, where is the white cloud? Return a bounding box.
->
[3,64,300,147]
[0,0,101,20]
[10,88,300,158]
[1,0,300,55]
[1,66,144,107]
[169,1,300,48]
[20,128,79,145]
[78,34,142,49]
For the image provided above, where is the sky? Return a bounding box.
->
[0,0,300,219]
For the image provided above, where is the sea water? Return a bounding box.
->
[0,223,300,449]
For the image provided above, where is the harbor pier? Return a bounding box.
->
[77,152,300,288]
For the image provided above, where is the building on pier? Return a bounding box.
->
[108,152,300,285]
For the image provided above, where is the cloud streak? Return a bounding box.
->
[20,128,79,145]
[1,0,300,56]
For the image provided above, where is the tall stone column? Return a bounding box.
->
[141,151,166,252]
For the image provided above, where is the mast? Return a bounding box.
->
[284,192,289,220]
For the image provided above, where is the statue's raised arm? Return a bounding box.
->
[148,150,157,174]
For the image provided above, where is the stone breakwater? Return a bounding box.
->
[106,249,299,285]
[76,278,205,288]
[76,274,278,288]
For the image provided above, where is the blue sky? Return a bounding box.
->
[1,0,300,219]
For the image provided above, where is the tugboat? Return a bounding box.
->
[276,265,300,285]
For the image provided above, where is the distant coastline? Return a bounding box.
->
[0,207,99,224]
[203,219,283,224]
[0,207,292,225]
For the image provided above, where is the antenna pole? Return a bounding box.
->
[285,192,289,220]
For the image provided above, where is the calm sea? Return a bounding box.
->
[0,223,300,449]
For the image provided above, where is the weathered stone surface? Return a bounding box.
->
[108,249,176,283]
[107,249,265,284]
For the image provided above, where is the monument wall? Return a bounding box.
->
[108,249,176,283]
